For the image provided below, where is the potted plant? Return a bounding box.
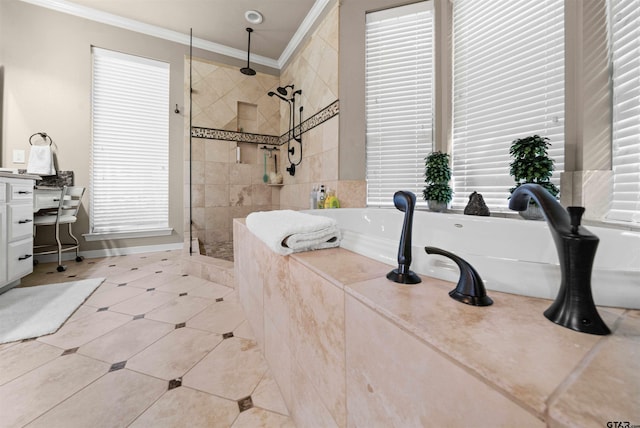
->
[508,135,560,219]
[423,151,453,212]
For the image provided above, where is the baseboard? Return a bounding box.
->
[33,242,184,263]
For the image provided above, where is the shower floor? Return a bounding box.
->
[204,240,234,262]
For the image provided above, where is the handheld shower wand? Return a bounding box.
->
[268,90,294,144]
[268,86,303,176]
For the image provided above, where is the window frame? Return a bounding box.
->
[606,0,640,224]
[86,46,172,241]
[449,0,566,211]
[364,1,436,208]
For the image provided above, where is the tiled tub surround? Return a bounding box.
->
[234,219,640,427]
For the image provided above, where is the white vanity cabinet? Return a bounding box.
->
[1,175,36,293]
[0,182,6,286]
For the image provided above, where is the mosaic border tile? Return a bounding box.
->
[191,99,340,146]
[191,128,280,146]
[282,99,340,145]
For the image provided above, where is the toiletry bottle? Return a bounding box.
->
[317,185,326,209]
[332,194,341,208]
[310,185,317,210]
[313,184,320,209]
[325,188,339,208]
[313,184,320,210]
[324,188,332,209]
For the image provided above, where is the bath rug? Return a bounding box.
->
[0,278,104,344]
[246,210,341,255]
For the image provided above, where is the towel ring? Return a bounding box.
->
[29,132,53,146]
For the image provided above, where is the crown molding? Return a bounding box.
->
[278,0,331,68]
[19,0,282,69]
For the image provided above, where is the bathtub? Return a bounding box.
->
[309,208,640,310]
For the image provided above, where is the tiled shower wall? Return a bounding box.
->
[184,1,366,252]
[279,3,366,210]
[184,58,282,248]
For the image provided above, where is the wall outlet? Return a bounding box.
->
[13,149,26,164]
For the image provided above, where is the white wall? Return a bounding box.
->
[0,0,278,252]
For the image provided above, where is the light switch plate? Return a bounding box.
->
[13,149,26,164]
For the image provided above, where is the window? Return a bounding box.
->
[451,0,565,209]
[607,0,640,223]
[90,47,170,237]
[365,2,434,207]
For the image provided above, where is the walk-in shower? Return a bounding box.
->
[187,46,284,263]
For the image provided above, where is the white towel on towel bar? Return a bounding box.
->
[245,210,341,255]
[27,145,56,175]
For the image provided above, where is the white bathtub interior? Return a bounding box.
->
[310,208,640,310]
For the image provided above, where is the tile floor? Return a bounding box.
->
[0,251,294,428]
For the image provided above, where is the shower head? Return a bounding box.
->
[240,28,256,76]
[276,84,294,96]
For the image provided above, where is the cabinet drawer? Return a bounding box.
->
[0,182,6,202]
[10,183,34,202]
[8,238,33,281]
[0,204,5,286]
[9,204,34,241]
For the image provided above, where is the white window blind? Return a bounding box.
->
[451,0,564,209]
[607,0,640,223]
[365,2,434,207]
[91,47,170,235]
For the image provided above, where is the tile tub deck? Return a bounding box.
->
[234,218,640,427]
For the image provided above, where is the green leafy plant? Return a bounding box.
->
[509,135,560,201]
[423,151,453,204]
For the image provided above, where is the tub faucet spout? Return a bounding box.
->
[425,246,493,306]
[509,184,610,335]
[387,191,421,284]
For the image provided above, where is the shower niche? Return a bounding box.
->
[237,102,257,133]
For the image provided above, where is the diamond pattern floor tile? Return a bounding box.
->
[1,251,294,427]
[26,369,167,428]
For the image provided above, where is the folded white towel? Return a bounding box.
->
[27,145,56,176]
[245,210,341,255]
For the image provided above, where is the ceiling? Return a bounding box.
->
[23,0,327,69]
